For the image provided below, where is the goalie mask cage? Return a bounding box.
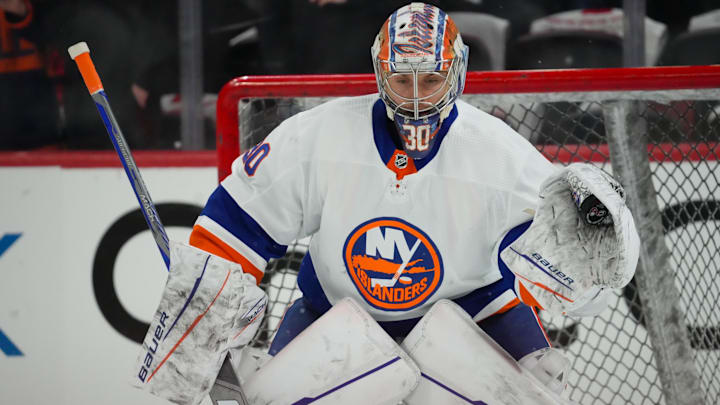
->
[216,66,720,405]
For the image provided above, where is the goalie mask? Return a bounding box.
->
[371,2,469,159]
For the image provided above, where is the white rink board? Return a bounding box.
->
[0,159,718,405]
[0,165,216,405]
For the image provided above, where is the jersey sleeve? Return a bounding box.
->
[490,147,558,305]
[190,114,310,284]
[505,150,558,228]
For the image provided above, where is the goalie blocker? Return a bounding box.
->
[131,241,267,405]
[500,163,640,316]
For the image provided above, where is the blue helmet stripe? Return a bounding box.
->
[389,10,398,64]
[435,10,446,68]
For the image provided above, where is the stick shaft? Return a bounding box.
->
[69,42,170,268]
[93,92,170,267]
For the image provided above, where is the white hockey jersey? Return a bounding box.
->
[191,94,557,322]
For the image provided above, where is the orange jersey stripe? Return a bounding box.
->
[491,297,521,317]
[189,224,264,285]
[147,268,231,382]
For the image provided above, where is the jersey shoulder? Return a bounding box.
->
[300,93,378,120]
[293,94,377,136]
[268,94,378,162]
[440,99,557,189]
[451,99,537,153]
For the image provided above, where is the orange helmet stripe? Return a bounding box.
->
[442,17,459,63]
[379,20,391,63]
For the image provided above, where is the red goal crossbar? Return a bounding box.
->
[216,65,720,181]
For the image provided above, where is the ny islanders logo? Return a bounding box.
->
[343,217,443,311]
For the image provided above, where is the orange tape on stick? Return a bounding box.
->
[67,42,104,94]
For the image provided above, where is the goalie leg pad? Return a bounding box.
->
[243,297,421,405]
[131,241,267,405]
[401,300,574,405]
[518,347,570,396]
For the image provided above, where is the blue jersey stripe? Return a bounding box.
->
[201,186,287,261]
[496,220,532,284]
[297,253,332,313]
[372,99,399,164]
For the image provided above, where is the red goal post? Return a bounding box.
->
[215,66,720,405]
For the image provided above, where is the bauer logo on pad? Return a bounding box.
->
[343,217,443,311]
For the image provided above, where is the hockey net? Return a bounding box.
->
[216,66,720,405]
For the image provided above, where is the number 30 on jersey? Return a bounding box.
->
[241,142,270,176]
[402,124,432,152]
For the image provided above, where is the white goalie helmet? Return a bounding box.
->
[371,2,469,159]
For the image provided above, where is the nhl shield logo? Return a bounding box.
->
[394,153,408,169]
[343,217,443,311]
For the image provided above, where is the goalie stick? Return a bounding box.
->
[68,42,248,405]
